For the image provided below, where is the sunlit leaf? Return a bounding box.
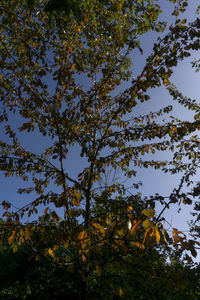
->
[48,248,55,258]
[155,228,160,243]
[142,209,155,218]
[8,231,16,244]
[130,220,142,235]
[77,230,87,241]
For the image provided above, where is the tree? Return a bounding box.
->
[1,0,200,297]
[1,225,200,299]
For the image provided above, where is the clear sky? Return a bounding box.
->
[0,0,200,260]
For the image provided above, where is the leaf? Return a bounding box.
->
[130,219,141,235]
[72,189,82,206]
[25,227,31,240]
[52,211,59,222]
[173,228,186,243]
[155,228,160,243]
[12,244,18,253]
[55,194,67,207]
[172,228,179,243]
[119,288,124,296]
[43,207,48,215]
[143,219,152,229]
[115,227,126,238]
[187,241,197,257]
[92,222,105,234]
[143,227,151,246]
[77,230,87,241]
[71,64,75,72]
[194,113,200,120]
[164,78,170,85]
[186,254,192,264]
[142,209,155,218]
[127,206,133,212]
[48,248,55,258]
[8,231,16,244]
[2,201,11,210]
[68,46,72,53]
[135,241,144,250]
[81,254,87,264]
[61,237,68,247]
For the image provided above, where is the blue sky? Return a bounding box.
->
[1,0,200,260]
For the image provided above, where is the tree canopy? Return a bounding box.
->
[0,0,200,298]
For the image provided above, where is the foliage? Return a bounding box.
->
[44,0,81,17]
[0,0,200,297]
[189,182,200,242]
[1,239,200,299]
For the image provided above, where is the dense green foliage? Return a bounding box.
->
[1,241,200,299]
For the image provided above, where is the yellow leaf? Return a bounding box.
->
[119,288,124,296]
[115,227,126,238]
[143,219,152,229]
[82,254,87,263]
[48,248,55,258]
[64,241,69,248]
[92,222,105,234]
[71,64,75,72]
[18,237,23,246]
[155,228,160,243]
[77,230,87,241]
[127,206,133,212]
[164,78,170,86]
[130,219,141,235]
[74,189,82,200]
[181,19,187,24]
[72,190,82,206]
[105,218,110,225]
[12,245,18,253]
[143,227,151,245]
[25,227,31,240]
[68,46,72,53]
[8,231,16,244]
[135,241,144,250]
[142,209,155,218]
[112,239,124,249]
